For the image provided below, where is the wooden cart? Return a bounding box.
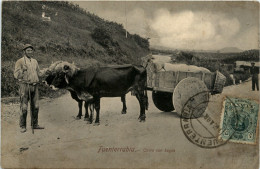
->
[144,60,226,117]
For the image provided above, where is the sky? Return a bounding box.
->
[76,1,259,51]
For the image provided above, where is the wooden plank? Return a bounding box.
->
[204,73,213,90]
[155,72,160,87]
[178,72,188,83]
[175,71,179,84]
[164,71,175,88]
[151,72,154,87]
[159,72,165,88]
[187,72,196,79]
[153,87,174,93]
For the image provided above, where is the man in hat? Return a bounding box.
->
[14,44,48,133]
[250,62,259,91]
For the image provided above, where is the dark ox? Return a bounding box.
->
[45,74,127,121]
[46,63,148,125]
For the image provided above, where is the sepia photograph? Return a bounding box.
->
[1,1,259,168]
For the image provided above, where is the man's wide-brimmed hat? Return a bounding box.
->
[23,44,34,51]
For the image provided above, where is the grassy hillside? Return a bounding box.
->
[1,1,150,97]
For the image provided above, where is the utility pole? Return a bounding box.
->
[125,1,127,38]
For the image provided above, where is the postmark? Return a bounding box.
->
[219,97,259,145]
[180,91,238,148]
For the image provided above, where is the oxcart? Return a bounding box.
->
[143,56,226,117]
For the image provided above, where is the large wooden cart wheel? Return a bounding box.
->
[173,77,209,118]
[152,91,174,112]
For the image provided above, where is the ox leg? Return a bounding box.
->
[86,102,93,124]
[121,95,127,114]
[87,102,95,124]
[84,101,90,121]
[76,101,83,120]
[136,93,146,122]
[70,91,83,120]
[94,98,100,126]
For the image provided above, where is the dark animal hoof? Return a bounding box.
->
[75,116,81,120]
[93,122,100,126]
[84,118,89,121]
[121,111,127,114]
[86,121,92,124]
[139,119,145,122]
[138,116,146,122]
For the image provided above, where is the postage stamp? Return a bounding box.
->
[219,97,259,144]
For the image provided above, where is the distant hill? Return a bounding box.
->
[152,46,246,54]
[218,47,243,53]
[1,1,150,97]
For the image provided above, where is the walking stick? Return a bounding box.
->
[24,56,34,134]
[28,83,34,134]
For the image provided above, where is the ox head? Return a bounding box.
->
[44,61,79,90]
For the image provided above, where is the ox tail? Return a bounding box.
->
[144,70,149,110]
[144,87,148,110]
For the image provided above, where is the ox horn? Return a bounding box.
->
[63,65,70,84]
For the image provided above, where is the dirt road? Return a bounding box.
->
[1,80,259,169]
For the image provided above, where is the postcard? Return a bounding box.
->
[1,1,259,169]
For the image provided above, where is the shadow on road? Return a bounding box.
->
[149,110,180,118]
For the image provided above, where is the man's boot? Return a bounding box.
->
[32,108,44,129]
[20,109,27,133]
[20,127,27,133]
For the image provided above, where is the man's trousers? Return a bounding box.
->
[252,75,259,91]
[19,83,39,128]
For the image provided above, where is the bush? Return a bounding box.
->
[233,72,251,84]
[132,34,149,50]
[1,61,19,97]
[176,52,194,65]
[91,27,112,48]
